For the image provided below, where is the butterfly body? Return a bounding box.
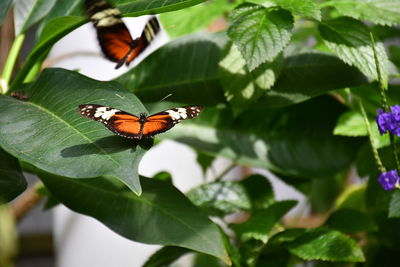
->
[85,0,160,69]
[79,105,203,139]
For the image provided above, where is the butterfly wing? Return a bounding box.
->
[141,106,203,138]
[78,104,142,139]
[125,17,160,66]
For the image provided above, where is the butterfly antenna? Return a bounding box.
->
[159,93,172,102]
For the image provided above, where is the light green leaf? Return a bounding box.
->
[219,43,283,107]
[283,228,365,262]
[0,0,13,25]
[389,190,400,218]
[160,0,233,38]
[325,209,378,233]
[1,68,149,195]
[0,148,27,203]
[39,173,230,263]
[187,181,251,216]
[228,3,294,71]
[232,200,297,243]
[115,32,227,105]
[319,17,389,87]
[269,0,321,20]
[14,0,57,34]
[323,0,400,26]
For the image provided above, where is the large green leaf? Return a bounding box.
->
[161,96,362,177]
[279,228,365,262]
[143,246,190,267]
[187,181,251,216]
[160,0,233,38]
[219,43,283,107]
[14,0,57,34]
[1,68,149,195]
[40,173,230,263]
[325,209,378,233]
[319,17,389,87]
[228,4,294,71]
[0,0,13,25]
[253,53,366,107]
[0,148,27,203]
[115,32,227,105]
[232,200,297,243]
[323,0,400,26]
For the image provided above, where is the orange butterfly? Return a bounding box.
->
[78,104,203,139]
[85,0,160,69]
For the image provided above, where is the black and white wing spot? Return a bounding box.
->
[165,106,203,124]
[78,104,121,125]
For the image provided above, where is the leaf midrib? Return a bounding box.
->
[28,101,121,167]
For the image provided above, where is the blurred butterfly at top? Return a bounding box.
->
[78,105,203,139]
[85,0,160,69]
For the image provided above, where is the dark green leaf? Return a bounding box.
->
[228,4,293,71]
[0,0,13,25]
[196,152,215,175]
[162,96,362,177]
[40,173,230,263]
[256,242,290,267]
[36,184,60,209]
[194,252,227,267]
[268,0,321,20]
[310,175,344,213]
[143,246,190,267]
[152,171,173,183]
[319,17,389,87]
[115,32,227,106]
[240,174,274,210]
[219,228,242,267]
[159,0,232,38]
[325,209,378,233]
[388,190,400,218]
[187,181,251,216]
[324,0,400,26]
[283,228,365,262]
[2,68,149,195]
[253,53,366,108]
[14,0,57,34]
[0,148,27,203]
[219,43,283,107]
[232,200,297,243]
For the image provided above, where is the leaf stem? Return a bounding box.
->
[12,181,43,222]
[370,32,400,171]
[0,34,25,94]
[215,162,236,181]
[359,99,385,173]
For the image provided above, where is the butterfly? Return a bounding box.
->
[85,0,160,69]
[78,104,203,139]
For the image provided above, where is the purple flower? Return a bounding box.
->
[378,170,399,191]
[376,108,395,135]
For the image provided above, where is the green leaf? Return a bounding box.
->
[218,43,283,107]
[319,17,389,87]
[335,184,366,211]
[253,53,366,107]
[282,228,365,262]
[196,152,215,175]
[240,174,274,210]
[0,0,13,25]
[325,209,378,233]
[11,16,85,91]
[268,0,321,20]
[1,68,149,195]
[0,148,27,203]
[115,32,227,106]
[232,200,297,243]
[14,0,57,34]
[228,4,294,71]
[162,96,362,177]
[40,173,230,263]
[324,0,400,26]
[187,181,251,216]
[143,246,190,267]
[160,0,232,38]
[388,190,400,218]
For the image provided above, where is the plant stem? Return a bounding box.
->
[0,34,25,94]
[359,99,386,173]
[215,162,236,181]
[12,181,43,222]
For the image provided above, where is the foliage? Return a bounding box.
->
[1,0,400,266]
